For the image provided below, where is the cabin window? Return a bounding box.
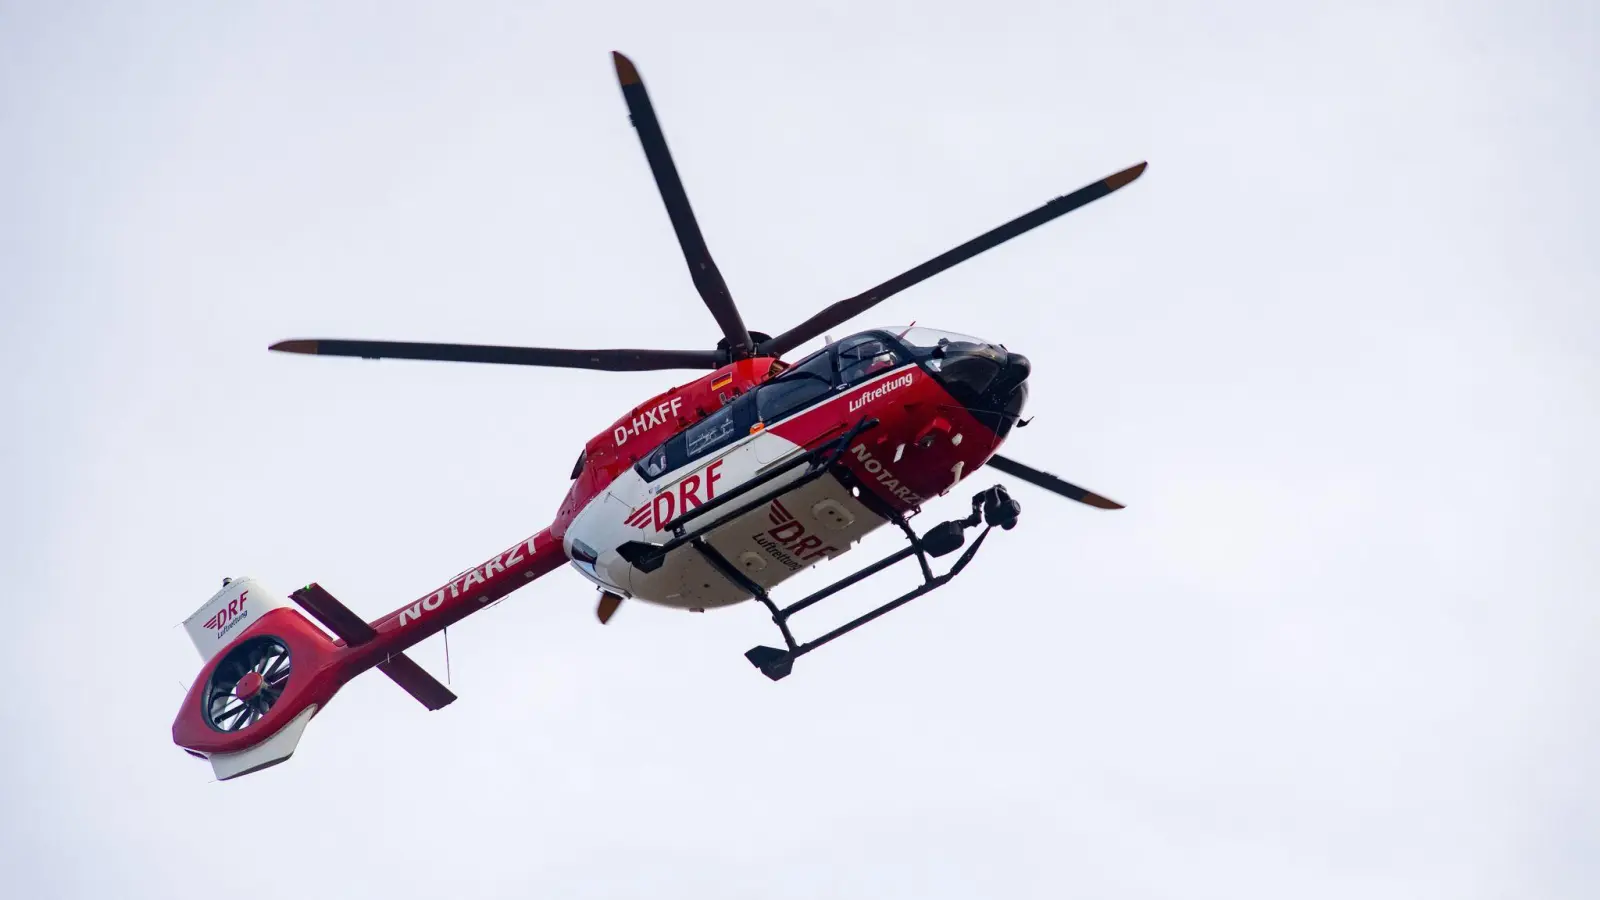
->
[635,393,757,482]
[755,349,835,423]
[684,409,737,457]
[683,392,755,460]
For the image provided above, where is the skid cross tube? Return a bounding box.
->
[778,544,918,619]
[735,485,1010,681]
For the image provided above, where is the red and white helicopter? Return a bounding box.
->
[172,52,1146,780]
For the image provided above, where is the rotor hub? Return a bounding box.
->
[717,331,774,361]
[234,671,265,701]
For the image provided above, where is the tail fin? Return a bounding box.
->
[182,577,292,662]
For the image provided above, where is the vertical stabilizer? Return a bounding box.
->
[182,577,292,661]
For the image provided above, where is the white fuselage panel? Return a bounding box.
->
[564,429,889,609]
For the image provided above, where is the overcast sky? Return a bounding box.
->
[3,2,1597,898]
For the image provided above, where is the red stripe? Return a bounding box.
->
[769,499,793,524]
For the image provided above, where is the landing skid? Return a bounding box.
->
[615,415,1022,680]
[725,483,1018,680]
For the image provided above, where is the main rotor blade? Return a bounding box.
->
[985,453,1124,510]
[759,162,1148,358]
[612,51,753,360]
[269,339,724,372]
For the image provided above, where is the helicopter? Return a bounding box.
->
[171,51,1146,780]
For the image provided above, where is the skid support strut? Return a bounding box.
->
[720,483,1020,681]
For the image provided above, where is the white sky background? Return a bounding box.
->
[2,1,1597,897]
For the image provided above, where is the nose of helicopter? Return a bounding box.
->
[931,345,1030,438]
[987,350,1030,437]
[995,352,1030,437]
[995,350,1030,393]
[883,327,1031,437]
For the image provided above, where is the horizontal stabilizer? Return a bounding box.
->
[291,583,378,646]
[376,654,457,710]
[291,583,455,710]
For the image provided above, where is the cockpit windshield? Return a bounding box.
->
[756,348,834,423]
[876,323,998,355]
[876,326,1005,373]
[834,332,906,386]
[883,326,993,354]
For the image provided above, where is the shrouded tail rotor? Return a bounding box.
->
[204,636,292,732]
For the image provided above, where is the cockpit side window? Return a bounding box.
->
[636,441,675,481]
[755,348,835,424]
[834,332,906,386]
[570,450,586,480]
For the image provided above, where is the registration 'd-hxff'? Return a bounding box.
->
[171,51,1146,780]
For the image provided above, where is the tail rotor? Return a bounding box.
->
[204,636,293,732]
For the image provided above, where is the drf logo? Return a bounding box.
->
[204,591,249,637]
[625,460,724,532]
[752,499,838,571]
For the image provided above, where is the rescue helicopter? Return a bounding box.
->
[171,51,1146,780]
